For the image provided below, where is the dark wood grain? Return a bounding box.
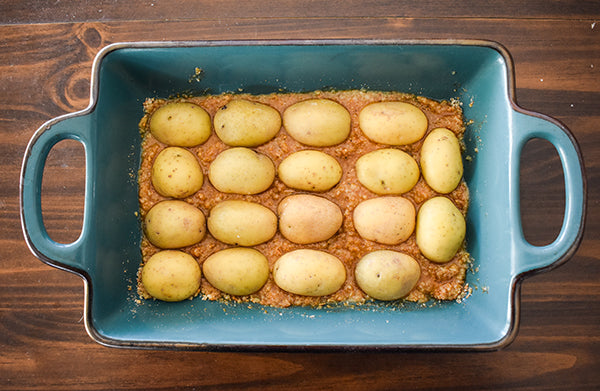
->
[1,3,598,390]
[1,0,599,24]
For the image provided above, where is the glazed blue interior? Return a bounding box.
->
[80,43,513,347]
[25,42,584,348]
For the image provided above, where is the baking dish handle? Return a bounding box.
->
[511,110,586,276]
[20,114,92,274]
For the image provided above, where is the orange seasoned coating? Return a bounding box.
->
[137,90,470,307]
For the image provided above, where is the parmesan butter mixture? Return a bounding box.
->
[137,90,471,307]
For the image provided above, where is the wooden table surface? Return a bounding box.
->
[1,1,598,389]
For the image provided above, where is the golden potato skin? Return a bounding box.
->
[202,247,269,296]
[207,200,277,246]
[151,147,203,198]
[359,101,428,145]
[213,99,282,147]
[354,250,421,301]
[355,149,420,195]
[282,98,351,146]
[278,194,343,244]
[149,102,211,147]
[273,249,346,296]
[208,147,275,194]
[353,197,415,245]
[416,196,466,263]
[141,250,201,302]
[277,150,343,192]
[420,127,464,194]
[144,200,206,249]
[139,92,471,307]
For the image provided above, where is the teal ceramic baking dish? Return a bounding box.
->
[20,40,586,350]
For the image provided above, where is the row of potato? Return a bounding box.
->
[153,126,460,200]
[142,247,422,304]
[140,96,467,303]
[151,99,463,198]
[141,194,465,302]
